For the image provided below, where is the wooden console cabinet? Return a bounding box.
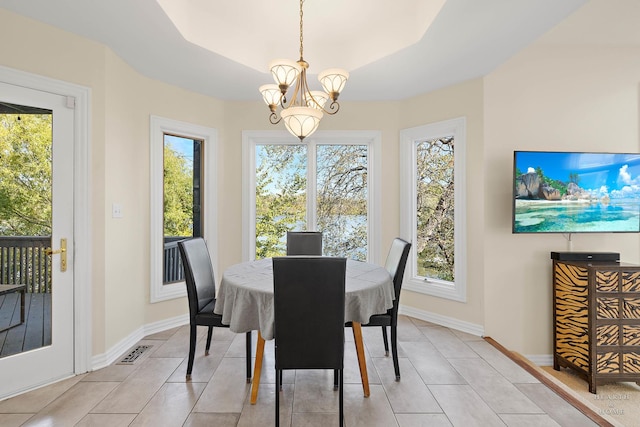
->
[552,259,640,393]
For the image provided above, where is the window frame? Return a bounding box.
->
[242,130,382,263]
[150,116,218,303]
[400,117,467,302]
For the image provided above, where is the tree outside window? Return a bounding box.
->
[400,118,466,302]
[0,111,52,236]
[416,137,454,281]
[163,134,202,284]
[254,142,369,261]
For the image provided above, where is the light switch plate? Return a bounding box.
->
[112,203,124,218]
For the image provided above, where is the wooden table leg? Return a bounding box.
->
[352,322,370,397]
[250,332,266,404]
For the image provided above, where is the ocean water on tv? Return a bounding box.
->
[514,199,640,233]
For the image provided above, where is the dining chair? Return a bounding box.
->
[286,231,323,255]
[283,230,328,388]
[178,237,252,381]
[348,237,411,381]
[273,256,346,427]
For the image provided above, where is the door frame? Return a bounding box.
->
[0,65,92,377]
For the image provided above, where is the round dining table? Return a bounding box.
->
[215,257,394,403]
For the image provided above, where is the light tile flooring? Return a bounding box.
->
[0,316,597,427]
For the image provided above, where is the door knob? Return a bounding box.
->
[45,238,67,272]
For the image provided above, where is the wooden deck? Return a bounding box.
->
[0,292,51,358]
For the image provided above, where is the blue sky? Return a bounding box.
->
[165,135,194,166]
[515,151,640,197]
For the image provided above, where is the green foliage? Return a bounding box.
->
[254,144,369,261]
[535,166,544,179]
[163,143,193,237]
[316,145,368,261]
[545,178,568,196]
[568,172,580,185]
[415,137,455,281]
[255,145,306,258]
[0,114,52,236]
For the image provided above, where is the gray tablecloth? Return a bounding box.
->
[214,258,394,340]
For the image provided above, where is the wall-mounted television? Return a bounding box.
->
[513,151,640,233]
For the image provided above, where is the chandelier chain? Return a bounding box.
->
[299,0,304,61]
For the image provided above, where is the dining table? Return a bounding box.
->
[215,257,394,404]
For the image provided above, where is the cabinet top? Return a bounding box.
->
[553,259,640,269]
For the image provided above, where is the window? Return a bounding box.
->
[243,131,381,263]
[162,135,203,284]
[150,116,217,303]
[400,118,466,302]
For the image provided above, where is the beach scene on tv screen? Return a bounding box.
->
[514,152,640,233]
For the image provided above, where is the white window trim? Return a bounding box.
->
[400,117,467,302]
[242,130,382,263]
[149,116,218,303]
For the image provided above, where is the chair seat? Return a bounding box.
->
[362,313,392,327]
[345,313,391,328]
[194,299,228,327]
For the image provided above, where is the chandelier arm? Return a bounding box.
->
[289,68,305,108]
[268,111,282,125]
[322,101,341,115]
[305,90,322,109]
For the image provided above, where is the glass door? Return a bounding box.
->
[0,82,75,398]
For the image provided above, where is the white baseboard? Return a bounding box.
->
[399,304,485,337]
[398,305,556,366]
[91,314,189,371]
[90,309,554,371]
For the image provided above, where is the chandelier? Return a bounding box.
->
[259,0,349,141]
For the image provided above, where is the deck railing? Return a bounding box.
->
[1,236,188,289]
[164,236,188,284]
[0,236,51,293]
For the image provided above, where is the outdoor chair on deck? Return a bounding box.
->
[347,237,411,381]
[273,256,346,427]
[178,237,252,381]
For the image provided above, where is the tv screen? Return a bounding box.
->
[513,151,640,233]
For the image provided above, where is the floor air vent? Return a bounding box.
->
[117,345,152,364]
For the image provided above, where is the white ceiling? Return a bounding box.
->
[155,0,449,74]
[0,0,591,101]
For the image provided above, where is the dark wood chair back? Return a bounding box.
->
[272,256,346,426]
[286,231,323,256]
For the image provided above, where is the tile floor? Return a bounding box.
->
[0,316,597,426]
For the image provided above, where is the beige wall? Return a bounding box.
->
[397,79,486,328]
[102,52,227,348]
[484,43,640,354]
[0,9,226,354]
[3,4,640,361]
